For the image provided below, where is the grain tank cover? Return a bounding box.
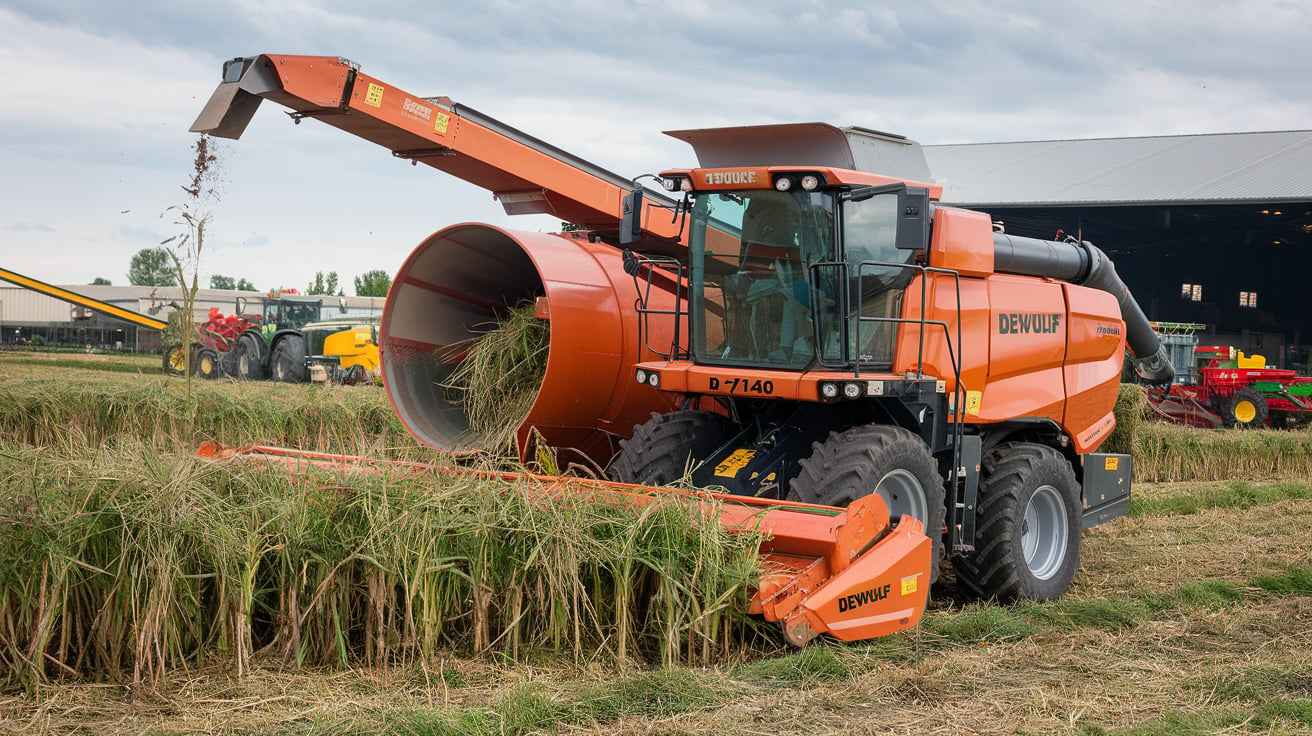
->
[665,123,932,181]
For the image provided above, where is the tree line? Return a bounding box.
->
[117,247,391,297]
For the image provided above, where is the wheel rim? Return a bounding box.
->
[200,354,214,375]
[168,350,186,372]
[874,469,928,526]
[1021,484,1068,580]
[1234,400,1256,424]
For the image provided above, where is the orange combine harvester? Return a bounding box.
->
[193,55,1171,645]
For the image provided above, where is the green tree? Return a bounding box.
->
[90,277,112,285]
[210,274,236,290]
[235,278,257,291]
[354,269,392,297]
[128,247,178,286]
[307,270,343,296]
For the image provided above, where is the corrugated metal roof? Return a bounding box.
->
[923,130,1312,207]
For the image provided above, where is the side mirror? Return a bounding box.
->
[339,296,348,314]
[620,188,644,245]
[235,296,248,315]
[896,186,930,251]
[841,183,932,251]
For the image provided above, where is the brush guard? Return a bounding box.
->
[195,442,931,646]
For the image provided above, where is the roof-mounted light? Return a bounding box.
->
[774,176,793,192]
[800,175,820,191]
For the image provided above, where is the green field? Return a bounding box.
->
[1,352,1309,735]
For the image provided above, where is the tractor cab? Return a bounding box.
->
[237,293,323,335]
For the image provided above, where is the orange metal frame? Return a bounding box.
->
[193,54,680,240]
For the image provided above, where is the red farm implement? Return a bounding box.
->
[1145,323,1312,429]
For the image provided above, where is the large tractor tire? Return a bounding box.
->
[789,425,946,582]
[1223,387,1268,429]
[228,333,266,381]
[194,347,224,380]
[952,443,1081,602]
[608,410,736,486]
[162,345,187,376]
[270,334,309,383]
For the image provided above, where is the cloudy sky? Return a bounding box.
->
[3,0,1310,293]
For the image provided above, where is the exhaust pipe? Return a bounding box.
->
[381,224,681,467]
[993,233,1174,386]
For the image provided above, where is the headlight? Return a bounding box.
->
[647,372,660,388]
[774,176,793,191]
[635,369,647,384]
[661,178,678,191]
[820,382,839,399]
[800,175,820,191]
[843,382,862,399]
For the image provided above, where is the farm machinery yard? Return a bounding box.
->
[1,51,1310,736]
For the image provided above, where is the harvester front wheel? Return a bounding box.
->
[608,410,736,486]
[271,334,308,383]
[952,443,1080,602]
[1224,387,1268,429]
[162,345,187,376]
[788,425,946,583]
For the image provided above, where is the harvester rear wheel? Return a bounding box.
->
[162,345,187,376]
[194,347,223,380]
[271,334,308,383]
[952,443,1080,602]
[1224,387,1268,429]
[608,410,736,486]
[788,425,946,583]
[229,333,265,381]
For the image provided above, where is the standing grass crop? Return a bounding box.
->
[0,439,762,690]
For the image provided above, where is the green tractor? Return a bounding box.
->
[227,293,324,382]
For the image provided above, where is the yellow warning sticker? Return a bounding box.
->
[364,83,385,108]
[901,575,919,596]
[714,449,756,478]
[965,391,982,415]
[434,111,451,135]
[1105,456,1119,471]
